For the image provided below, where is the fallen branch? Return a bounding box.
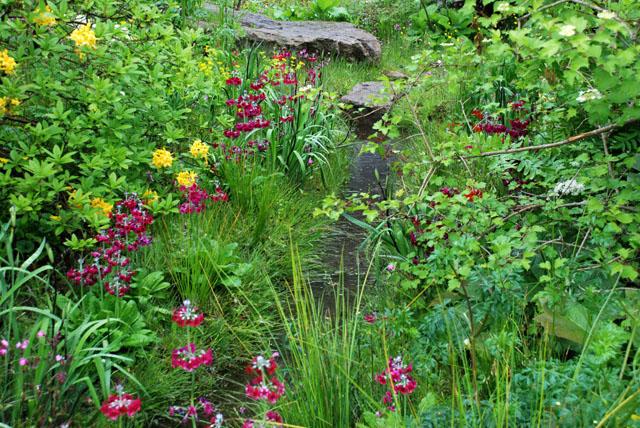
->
[470,118,639,158]
[417,118,640,166]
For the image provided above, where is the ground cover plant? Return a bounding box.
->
[1,0,639,426]
[315,0,640,426]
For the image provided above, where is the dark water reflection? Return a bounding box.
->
[310,140,391,311]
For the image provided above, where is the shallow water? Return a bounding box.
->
[310,141,391,311]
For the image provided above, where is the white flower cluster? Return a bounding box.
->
[559,24,576,37]
[497,3,510,12]
[597,10,616,19]
[549,179,585,197]
[576,88,603,102]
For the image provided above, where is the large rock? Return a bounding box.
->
[202,5,381,62]
[340,81,394,134]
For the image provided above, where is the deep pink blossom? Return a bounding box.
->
[99,389,141,420]
[171,343,213,371]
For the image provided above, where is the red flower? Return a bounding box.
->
[99,390,141,420]
[172,300,205,327]
[463,186,483,202]
[171,343,213,371]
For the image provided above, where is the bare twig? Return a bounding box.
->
[471,119,638,158]
[487,201,587,233]
[519,0,569,21]
[1,116,37,126]
[569,0,636,41]
[458,155,474,178]
[405,94,435,161]
[575,228,591,259]
[601,132,618,184]
[518,0,636,41]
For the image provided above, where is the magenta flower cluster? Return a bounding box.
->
[169,397,224,427]
[375,355,417,413]
[99,385,141,420]
[179,183,228,215]
[66,193,153,296]
[171,343,213,371]
[168,300,223,427]
[244,352,285,428]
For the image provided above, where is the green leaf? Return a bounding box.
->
[534,307,588,344]
[617,213,634,224]
[586,197,604,213]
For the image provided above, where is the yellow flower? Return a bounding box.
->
[189,139,210,160]
[0,158,8,165]
[50,215,61,221]
[69,22,97,50]
[197,60,214,76]
[142,189,158,205]
[90,197,113,216]
[0,50,18,74]
[10,98,19,107]
[68,190,83,209]
[176,170,198,187]
[34,5,56,26]
[152,147,173,168]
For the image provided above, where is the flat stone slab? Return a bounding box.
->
[340,81,395,136]
[341,81,393,111]
[385,71,409,81]
[203,5,381,62]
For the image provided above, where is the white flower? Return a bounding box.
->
[576,88,603,102]
[497,3,511,12]
[559,24,576,37]
[549,179,585,197]
[570,161,580,167]
[597,10,616,19]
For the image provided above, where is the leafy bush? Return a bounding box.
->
[316,0,640,424]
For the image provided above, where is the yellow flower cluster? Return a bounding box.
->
[0,97,20,115]
[69,22,97,49]
[68,190,82,209]
[142,189,158,205]
[190,140,210,160]
[34,5,56,26]
[198,59,214,77]
[176,170,198,187]
[152,148,173,168]
[0,50,17,74]
[90,197,113,216]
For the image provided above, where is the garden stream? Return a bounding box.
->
[310,134,392,312]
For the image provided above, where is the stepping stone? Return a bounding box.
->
[340,81,394,134]
[202,5,381,62]
[385,71,409,81]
